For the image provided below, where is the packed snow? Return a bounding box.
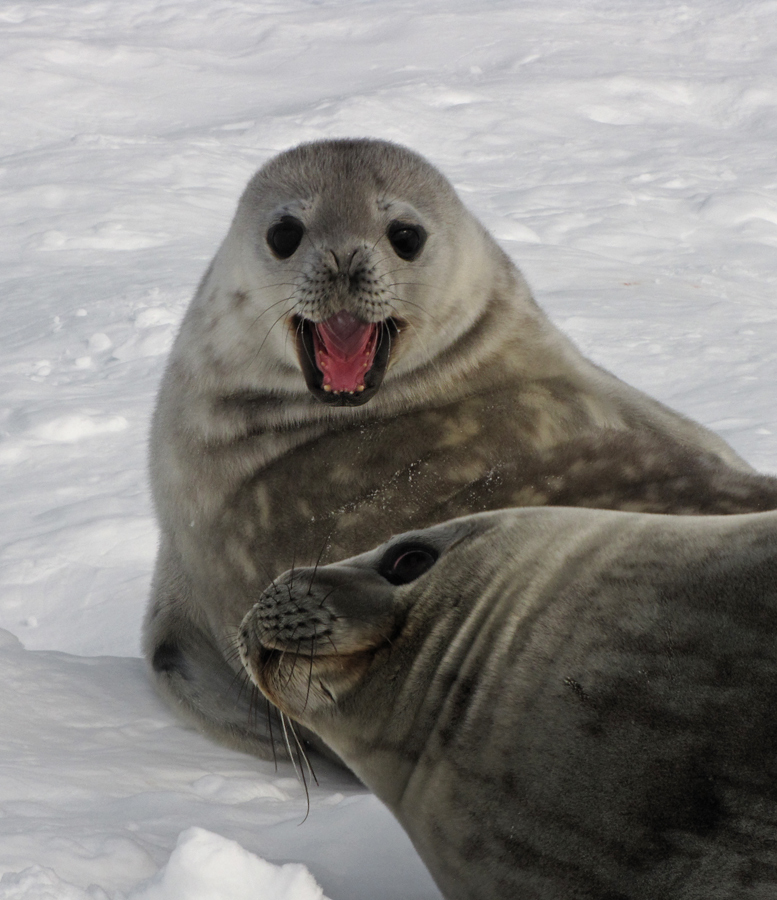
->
[1,1,776,897]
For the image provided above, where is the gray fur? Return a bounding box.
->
[145,138,777,758]
[242,507,777,899]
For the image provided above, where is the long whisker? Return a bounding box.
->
[267,697,278,770]
[244,293,298,330]
[282,638,305,690]
[249,304,298,368]
[303,633,317,711]
[296,315,318,371]
[286,716,317,823]
[307,526,338,594]
[280,711,302,780]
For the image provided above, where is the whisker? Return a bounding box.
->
[282,639,305,690]
[280,711,302,781]
[244,293,298,330]
[249,304,298,368]
[307,526,337,594]
[266,697,279,770]
[296,315,318,370]
[247,679,261,729]
[303,633,317,711]
[287,716,317,823]
[316,584,345,610]
[289,549,298,592]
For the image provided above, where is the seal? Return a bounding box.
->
[240,507,777,899]
[144,138,777,758]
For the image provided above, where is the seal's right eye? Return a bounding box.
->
[267,216,305,259]
[379,542,439,586]
[387,221,427,261]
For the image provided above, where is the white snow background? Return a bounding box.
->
[1,0,776,897]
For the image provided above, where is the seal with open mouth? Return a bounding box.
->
[241,507,777,899]
[144,138,777,759]
[296,308,397,404]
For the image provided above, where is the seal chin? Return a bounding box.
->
[240,644,288,710]
[293,313,399,406]
[242,640,352,717]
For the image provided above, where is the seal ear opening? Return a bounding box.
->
[378,542,439,586]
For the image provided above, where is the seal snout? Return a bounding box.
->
[237,577,339,713]
[238,562,402,715]
[240,580,336,655]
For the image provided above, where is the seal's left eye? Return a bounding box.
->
[379,542,438,585]
[387,221,426,261]
[267,216,305,259]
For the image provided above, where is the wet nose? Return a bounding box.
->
[329,247,360,276]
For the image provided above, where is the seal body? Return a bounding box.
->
[145,138,777,757]
[241,507,777,899]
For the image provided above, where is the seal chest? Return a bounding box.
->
[144,138,777,759]
[241,507,777,899]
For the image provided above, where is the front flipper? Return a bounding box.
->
[143,542,331,763]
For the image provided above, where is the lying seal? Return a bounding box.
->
[241,507,777,899]
[145,138,777,758]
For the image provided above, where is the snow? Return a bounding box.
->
[127,828,331,900]
[0,1,775,897]
[1,829,329,900]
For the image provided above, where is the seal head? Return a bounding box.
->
[239,524,458,719]
[206,139,488,409]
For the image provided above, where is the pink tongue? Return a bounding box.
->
[313,311,378,393]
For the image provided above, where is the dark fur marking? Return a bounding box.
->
[643,758,723,838]
[438,673,479,748]
[738,858,777,888]
[537,432,777,515]
[152,640,189,680]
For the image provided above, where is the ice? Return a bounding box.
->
[126,828,330,900]
[29,414,128,443]
[0,866,110,900]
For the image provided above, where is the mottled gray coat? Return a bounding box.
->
[244,507,777,899]
[145,139,777,758]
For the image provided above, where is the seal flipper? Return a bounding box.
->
[151,640,188,677]
[143,545,291,759]
[143,544,348,767]
[145,609,290,758]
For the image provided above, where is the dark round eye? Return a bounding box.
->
[387,221,426,261]
[379,542,439,586]
[267,216,305,259]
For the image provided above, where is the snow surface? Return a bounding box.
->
[1,1,776,897]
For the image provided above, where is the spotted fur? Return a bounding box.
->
[144,139,777,758]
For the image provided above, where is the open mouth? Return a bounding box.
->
[293,311,398,406]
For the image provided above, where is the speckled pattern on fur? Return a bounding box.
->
[144,139,777,759]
